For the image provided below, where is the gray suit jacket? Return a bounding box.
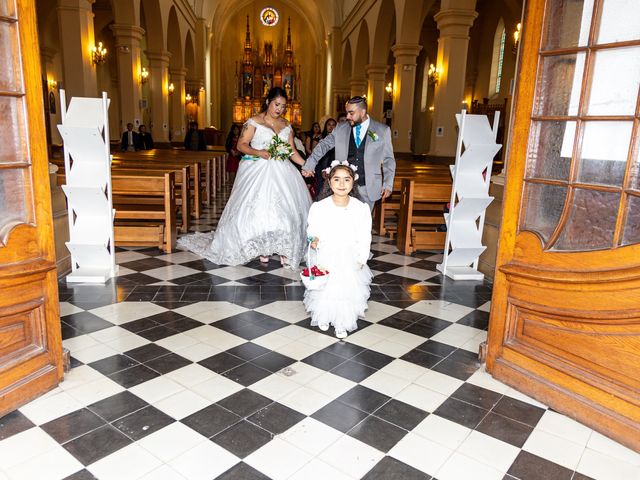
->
[303,119,396,202]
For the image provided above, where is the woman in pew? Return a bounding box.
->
[136,125,154,150]
[178,87,312,268]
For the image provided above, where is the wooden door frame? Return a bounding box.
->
[487,0,640,452]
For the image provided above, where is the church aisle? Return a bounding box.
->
[0,191,638,480]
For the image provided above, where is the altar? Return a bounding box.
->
[232,16,302,126]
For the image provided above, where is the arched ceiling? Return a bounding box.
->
[192,0,342,51]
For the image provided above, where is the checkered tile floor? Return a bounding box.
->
[1,192,639,480]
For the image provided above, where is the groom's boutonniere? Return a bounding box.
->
[367,130,379,142]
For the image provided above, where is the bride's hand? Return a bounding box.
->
[257,150,270,159]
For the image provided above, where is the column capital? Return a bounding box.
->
[57,0,94,13]
[146,50,171,65]
[391,43,423,62]
[434,8,478,37]
[169,68,188,79]
[365,63,389,76]
[110,23,145,43]
[186,79,204,91]
[40,46,58,64]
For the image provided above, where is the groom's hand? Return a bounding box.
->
[381,188,392,200]
[302,170,315,178]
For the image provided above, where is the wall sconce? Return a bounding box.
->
[199,86,205,93]
[48,79,58,90]
[428,64,440,85]
[92,42,107,65]
[385,82,393,96]
[513,23,521,54]
[428,106,435,112]
[140,67,149,84]
[168,83,175,95]
[185,93,192,103]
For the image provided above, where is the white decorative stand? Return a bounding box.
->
[437,110,502,281]
[58,91,117,283]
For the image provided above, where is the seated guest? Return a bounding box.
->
[120,123,138,152]
[136,125,154,150]
[184,121,206,151]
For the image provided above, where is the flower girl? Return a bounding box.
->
[303,161,373,339]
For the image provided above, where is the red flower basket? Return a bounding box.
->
[300,244,329,290]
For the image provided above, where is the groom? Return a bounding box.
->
[302,96,396,210]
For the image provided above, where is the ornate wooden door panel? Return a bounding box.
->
[487,0,640,452]
[0,0,63,415]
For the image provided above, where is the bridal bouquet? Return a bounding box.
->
[267,134,292,161]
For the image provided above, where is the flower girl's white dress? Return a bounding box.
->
[303,196,373,333]
[178,119,312,267]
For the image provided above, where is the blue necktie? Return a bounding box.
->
[355,124,362,148]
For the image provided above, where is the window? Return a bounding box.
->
[489,18,506,97]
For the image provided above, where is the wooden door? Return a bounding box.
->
[487,0,640,452]
[0,0,64,416]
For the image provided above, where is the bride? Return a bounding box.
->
[178,87,312,268]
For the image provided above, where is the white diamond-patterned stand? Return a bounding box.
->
[58,91,117,283]
[437,110,502,281]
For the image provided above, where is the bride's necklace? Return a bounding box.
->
[263,114,277,130]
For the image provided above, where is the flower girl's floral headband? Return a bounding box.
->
[322,160,360,181]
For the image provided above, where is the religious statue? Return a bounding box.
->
[284,79,291,99]
[262,75,272,97]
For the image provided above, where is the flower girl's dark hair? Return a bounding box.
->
[317,165,362,201]
[261,87,288,112]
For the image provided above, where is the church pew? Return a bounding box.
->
[110,166,190,233]
[116,150,227,201]
[374,172,452,236]
[113,151,210,203]
[52,157,198,223]
[109,157,202,218]
[396,178,452,254]
[111,172,177,252]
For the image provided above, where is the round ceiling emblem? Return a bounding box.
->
[260,7,279,27]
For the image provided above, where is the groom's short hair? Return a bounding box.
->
[346,96,367,110]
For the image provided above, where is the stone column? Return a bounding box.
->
[110,24,145,130]
[57,0,97,98]
[349,76,367,98]
[366,63,388,122]
[328,27,342,116]
[391,43,422,153]
[429,5,478,156]
[169,68,187,142]
[146,50,171,145]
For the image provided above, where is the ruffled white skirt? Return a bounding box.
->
[303,257,373,333]
[178,158,312,268]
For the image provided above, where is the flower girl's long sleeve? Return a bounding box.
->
[355,202,372,265]
[306,203,320,241]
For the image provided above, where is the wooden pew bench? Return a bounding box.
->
[396,179,452,254]
[111,172,177,252]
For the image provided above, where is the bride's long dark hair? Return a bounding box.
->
[261,87,288,112]
[317,164,363,201]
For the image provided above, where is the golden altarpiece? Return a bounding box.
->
[232,16,302,126]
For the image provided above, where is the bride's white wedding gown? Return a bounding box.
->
[178,119,312,268]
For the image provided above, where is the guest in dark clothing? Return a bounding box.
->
[136,125,154,150]
[314,118,337,200]
[225,124,241,182]
[120,123,139,152]
[184,121,206,151]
